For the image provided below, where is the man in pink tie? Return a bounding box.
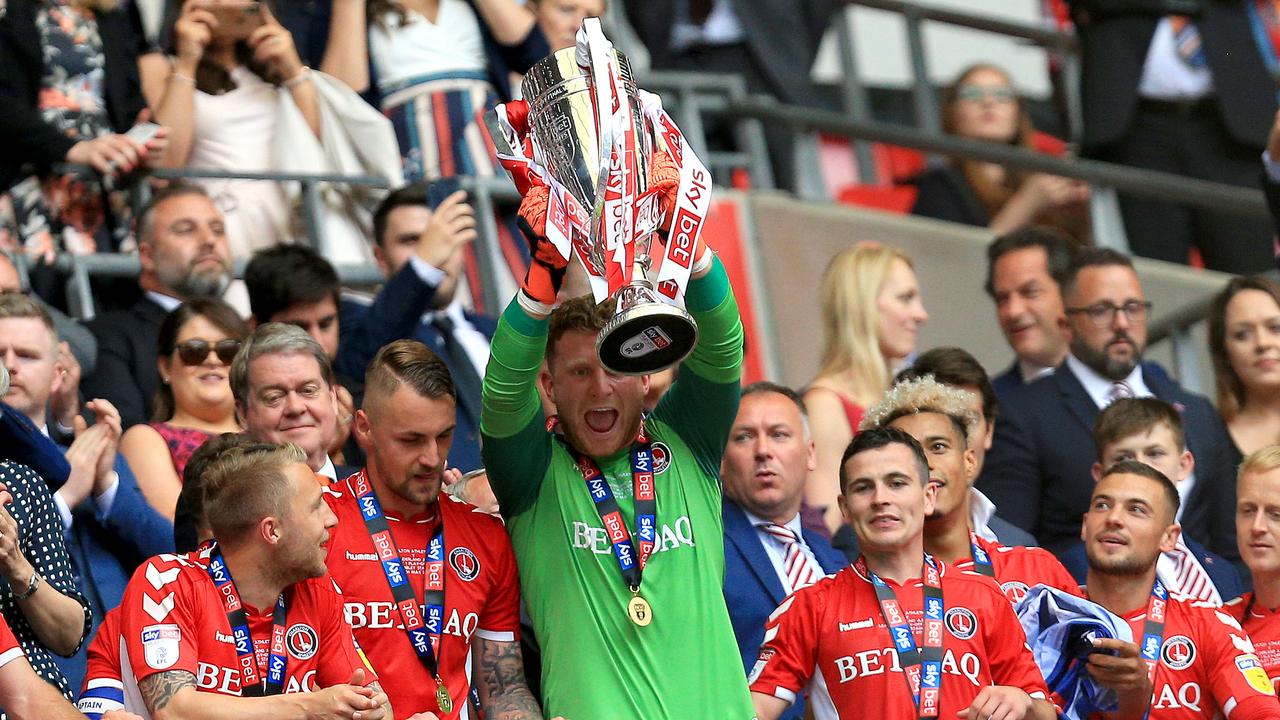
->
[720,382,847,720]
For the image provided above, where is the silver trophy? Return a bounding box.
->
[513,25,698,375]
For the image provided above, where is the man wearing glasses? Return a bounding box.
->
[977,247,1240,563]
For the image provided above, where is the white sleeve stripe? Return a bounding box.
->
[772,687,797,704]
[475,629,516,642]
[1224,697,1238,717]
[1030,691,1046,700]
[0,648,23,669]
[86,678,125,690]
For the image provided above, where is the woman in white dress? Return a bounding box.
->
[138,0,320,259]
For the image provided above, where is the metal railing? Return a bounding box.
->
[738,97,1269,219]
[45,167,527,320]
[832,1,1081,183]
[637,70,776,189]
[728,96,1268,392]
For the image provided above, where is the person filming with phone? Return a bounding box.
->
[0,0,169,259]
[138,0,402,264]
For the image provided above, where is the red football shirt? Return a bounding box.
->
[954,536,1083,604]
[78,607,126,719]
[748,561,1050,719]
[1229,593,1280,694]
[1109,591,1280,719]
[0,613,21,670]
[118,549,376,701]
[324,472,522,719]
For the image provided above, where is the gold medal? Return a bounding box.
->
[627,594,652,626]
[436,682,453,714]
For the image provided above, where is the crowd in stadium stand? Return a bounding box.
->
[6,1,1280,719]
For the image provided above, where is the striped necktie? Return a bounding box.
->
[759,522,822,594]
[1106,381,1134,406]
[1168,15,1208,68]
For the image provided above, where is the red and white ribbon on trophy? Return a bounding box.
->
[485,19,712,307]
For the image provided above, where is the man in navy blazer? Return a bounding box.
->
[721,382,845,720]
[341,184,494,473]
[983,228,1077,398]
[81,185,233,430]
[1,295,172,693]
[977,248,1238,561]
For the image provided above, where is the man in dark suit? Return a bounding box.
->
[977,248,1238,560]
[1068,0,1276,273]
[232,323,358,482]
[342,184,492,473]
[623,0,836,190]
[721,382,845,720]
[81,184,232,429]
[0,294,171,693]
[983,228,1077,396]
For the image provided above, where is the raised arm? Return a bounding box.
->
[138,0,213,168]
[479,300,553,517]
[318,0,371,92]
[472,0,538,47]
[319,0,370,93]
[651,254,744,477]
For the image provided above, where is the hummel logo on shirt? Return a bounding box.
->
[345,551,378,562]
[839,618,874,632]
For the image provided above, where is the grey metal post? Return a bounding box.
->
[835,7,880,184]
[300,180,329,256]
[792,129,828,202]
[1171,327,1204,395]
[1059,52,1085,146]
[903,6,940,135]
[726,78,776,190]
[1090,186,1132,254]
[677,87,711,162]
[68,255,96,321]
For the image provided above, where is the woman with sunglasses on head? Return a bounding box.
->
[910,64,1091,241]
[120,297,249,519]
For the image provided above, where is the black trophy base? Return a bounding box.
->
[596,303,699,375]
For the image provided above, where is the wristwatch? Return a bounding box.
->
[13,571,41,602]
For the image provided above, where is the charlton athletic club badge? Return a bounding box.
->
[1160,636,1196,669]
[651,442,671,474]
[286,624,319,660]
[449,547,481,581]
[944,607,978,640]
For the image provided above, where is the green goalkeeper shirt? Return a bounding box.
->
[480,258,754,720]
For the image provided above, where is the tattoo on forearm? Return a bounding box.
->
[139,670,197,713]
[477,639,544,720]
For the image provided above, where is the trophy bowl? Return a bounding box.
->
[520,33,699,376]
[596,282,699,375]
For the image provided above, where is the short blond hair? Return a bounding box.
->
[860,375,980,447]
[202,442,307,543]
[1239,445,1280,484]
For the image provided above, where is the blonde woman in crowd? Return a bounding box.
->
[802,242,928,535]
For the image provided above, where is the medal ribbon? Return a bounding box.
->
[1138,578,1169,719]
[550,416,657,592]
[349,472,448,690]
[205,546,288,697]
[969,532,995,578]
[856,554,945,720]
